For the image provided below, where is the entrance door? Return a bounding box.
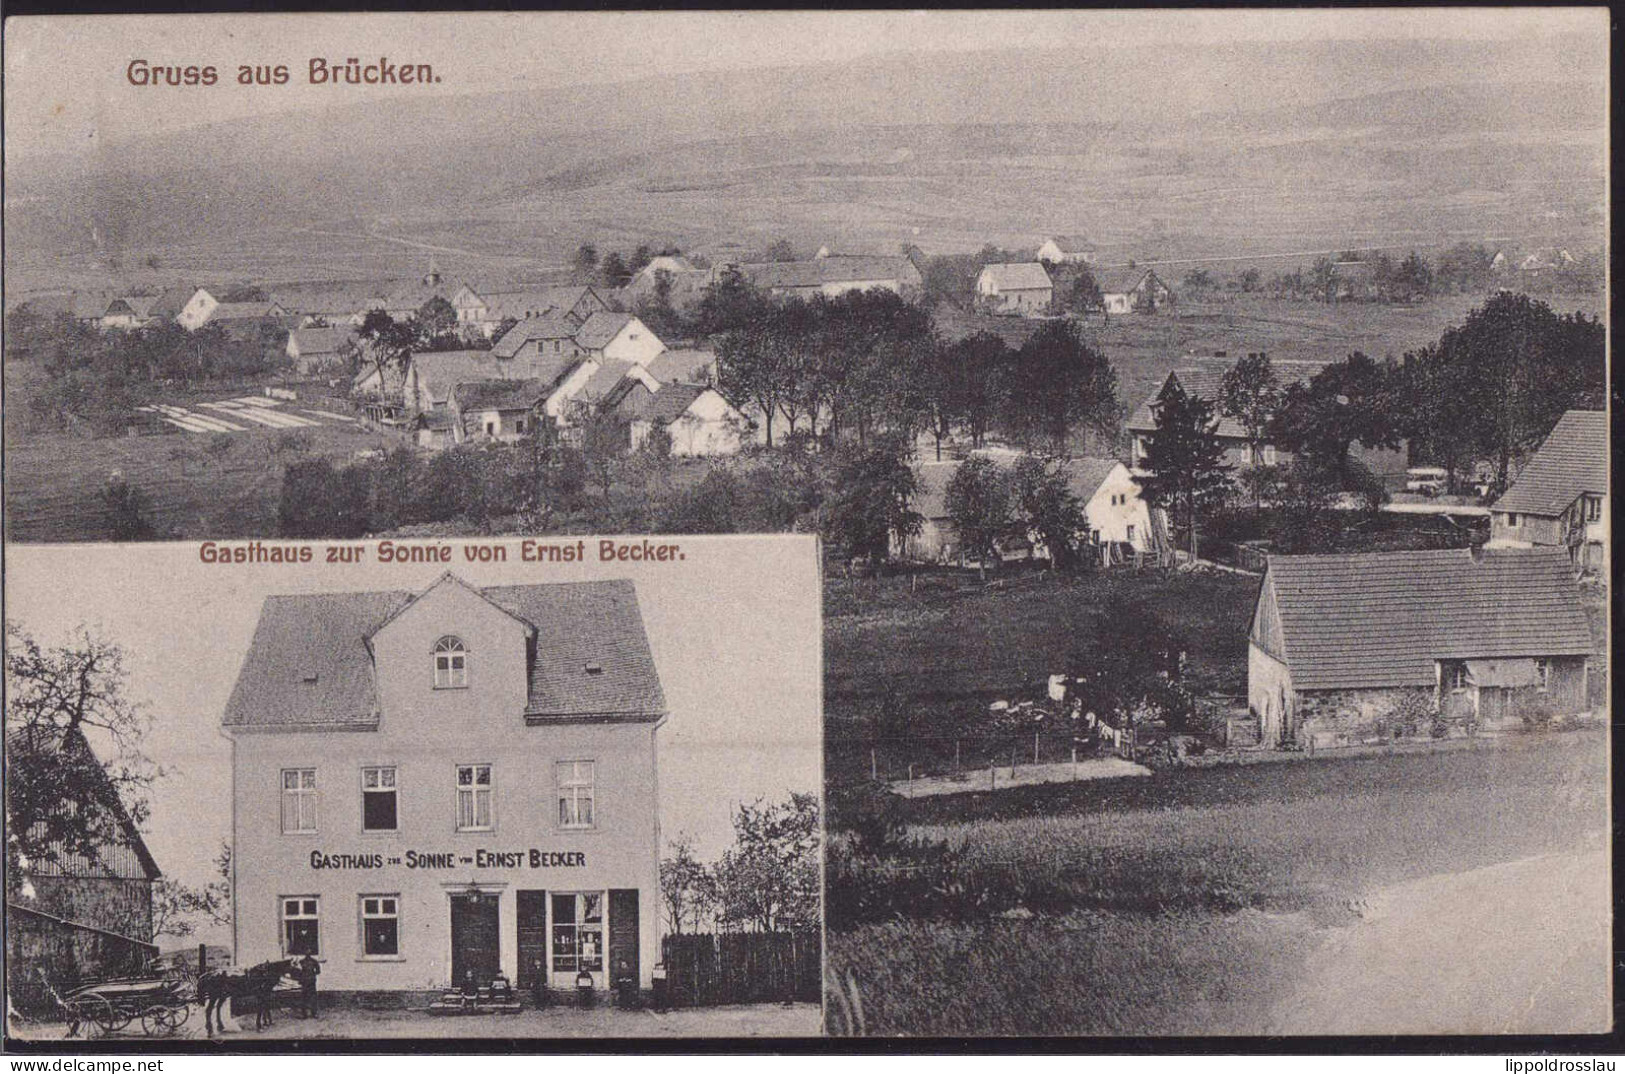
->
[608,889,639,988]
[516,890,548,992]
[450,893,500,989]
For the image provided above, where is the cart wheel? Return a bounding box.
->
[161,1004,190,1032]
[92,999,132,1036]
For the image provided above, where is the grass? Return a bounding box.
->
[825,730,1606,1035]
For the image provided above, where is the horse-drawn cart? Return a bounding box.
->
[61,976,193,1038]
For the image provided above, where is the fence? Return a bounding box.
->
[661,931,820,1008]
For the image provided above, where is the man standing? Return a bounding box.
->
[295,955,321,1018]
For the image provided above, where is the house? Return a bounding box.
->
[728,255,923,301]
[623,256,700,301]
[396,349,578,415]
[222,573,667,996]
[974,262,1054,316]
[1036,235,1097,265]
[621,383,745,457]
[448,379,551,445]
[895,454,1159,566]
[1125,358,1407,477]
[491,312,588,364]
[1489,410,1607,569]
[286,324,360,375]
[1097,268,1174,314]
[1518,248,1576,273]
[176,287,224,330]
[643,348,716,387]
[188,299,289,331]
[572,311,666,365]
[474,285,610,337]
[6,726,162,1015]
[1249,547,1594,748]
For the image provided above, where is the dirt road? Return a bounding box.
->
[1268,846,1611,1035]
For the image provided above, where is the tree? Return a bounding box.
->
[5,623,157,897]
[659,835,718,935]
[696,266,770,338]
[1136,380,1232,559]
[598,252,632,290]
[1067,600,1193,735]
[415,295,460,347]
[1270,351,1399,485]
[712,792,819,933]
[571,244,599,279]
[356,310,416,398]
[1266,459,1344,554]
[763,238,797,263]
[822,437,921,565]
[99,476,159,541]
[998,319,1119,454]
[1217,351,1284,503]
[1064,267,1103,314]
[149,844,231,942]
[944,455,1011,577]
[277,457,371,538]
[1238,267,1262,293]
[1008,455,1087,570]
[572,400,628,498]
[1182,269,1214,294]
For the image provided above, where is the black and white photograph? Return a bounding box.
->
[1,6,1613,1048]
[3,537,822,1040]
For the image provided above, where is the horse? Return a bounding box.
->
[197,958,294,1036]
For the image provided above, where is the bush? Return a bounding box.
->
[99,476,158,541]
[1384,692,1435,739]
[278,457,371,538]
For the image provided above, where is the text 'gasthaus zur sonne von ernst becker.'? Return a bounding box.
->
[126,57,441,87]
[196,539,688,566]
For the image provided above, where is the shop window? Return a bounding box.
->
[281,769,318,834]
[557,761,595,829]
[456,763,493,831]
[361,766,397,832]
[551,892,604,973]
[434,637,467,689]
[282,896,319,955]
[360,895,400,957]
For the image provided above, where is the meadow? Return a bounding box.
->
[825,730,1607,1036]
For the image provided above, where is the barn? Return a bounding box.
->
[1248,547,1594,749]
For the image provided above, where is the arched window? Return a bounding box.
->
[433,636,468,689]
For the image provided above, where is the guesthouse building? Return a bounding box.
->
[223,574,668,999]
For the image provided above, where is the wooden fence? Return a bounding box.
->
[661,931,820,1007]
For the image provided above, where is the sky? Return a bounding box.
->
[3,536,822,949]
[4,8,1607,161]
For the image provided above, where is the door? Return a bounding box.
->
[516,890,547,991]
[450,893,500,989]
[608,889,639,987]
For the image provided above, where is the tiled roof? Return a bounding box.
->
[208,301,282,321]
[1095,267,1157,295]
[911,454,1127,520]
[1492,410,1608,517]
[978,262,1053,292]
[1264,547,1593,691]
[411,349,576,405]
[576,359,638,403]
[491,312,580,358]
[481,285,602,323]
[288,325,358,355]
[221,579,666,729]
[627,383,708,425]
[451,378,549,413]
[737,255,917,291]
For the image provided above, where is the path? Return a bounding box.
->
[1267,847,1611,1035]
[889,757,1151,798]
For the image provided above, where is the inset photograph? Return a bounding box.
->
[4,536,821,1041]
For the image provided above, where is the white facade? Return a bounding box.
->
[1036,239,1095,265]
[1081,462,1154,551]
[632,390,745,457]
[177,288,221,331]
[595,317,667,366]
[226,578,664,996]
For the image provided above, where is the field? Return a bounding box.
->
[2,367,396,542]
[825,730,1608,1036]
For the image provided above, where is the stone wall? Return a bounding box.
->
[1295,686,1439,748]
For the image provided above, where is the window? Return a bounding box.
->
[1535,659,1551,691]
[557,761,595,829]
[1446,662,1468,691]
[550,892,604,973]
[1505,513,1519,527]
[1584,496,1601,523]
[456,764,493,831]
[485,420,496,437]
[360,895,400,957]
[361,766,397,832]
[516,418,527,434]
[1262,446,1277,466]
[433,637,467,689]
[1125,525,1136,544]
[281,897,319,955]
[281,769,318,834]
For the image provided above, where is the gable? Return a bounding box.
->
[1249,573,1287,661]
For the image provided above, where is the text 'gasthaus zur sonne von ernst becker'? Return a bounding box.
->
[196,539,688,566]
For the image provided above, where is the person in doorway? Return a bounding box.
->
[295,955,321,1018]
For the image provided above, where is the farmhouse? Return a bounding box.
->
[620,383,746,457]
[285,324,359,374]
[1488,409,1607,569]
[730,254,923,300]
[1097,267,1174,314]
[176,287,224,330]
[100,295,159,330]
[6,727,162,1015]
[222,573,667,997]
[447,379,551,445]
[974,262,1053,316]
[1248,547,1594,749]
[895,454,1158,566]
[476,285,610,336]
[1036,235,1097,265]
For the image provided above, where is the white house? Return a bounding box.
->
[1097,268,1174,315]
[1036,236,1097,265]
[974,263,1053,316]
[572,312,666,365]
[223,573,667,997]
[623,384,745,457]
[176,287,223,330]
